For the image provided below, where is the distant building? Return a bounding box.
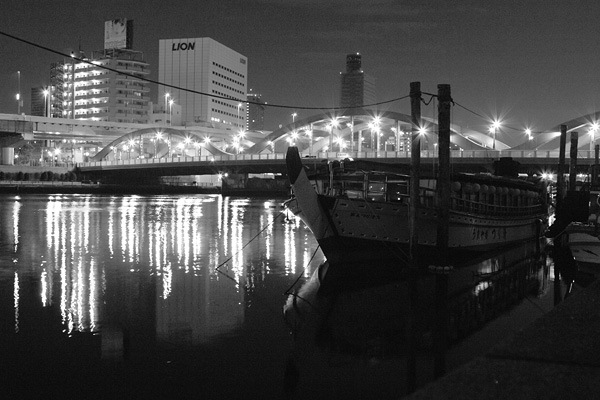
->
[49,62,65,118]
[246,89,265,131]
[148,102,182,126]
[49,20,151,123]
[158,38,248,129]
[340,53,376,109]
[30,87,47,117]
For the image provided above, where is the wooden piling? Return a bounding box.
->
[406,81,421,394]
[594,144,599,186]
[556,125,567,215]
[569,131,578,191]
[410,81,422,262]
[433,84,452,379]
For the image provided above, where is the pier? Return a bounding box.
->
[407,279,600,399]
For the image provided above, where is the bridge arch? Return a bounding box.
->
[245,108,507,154]
[91,127,232,161]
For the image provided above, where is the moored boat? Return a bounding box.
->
[285,146,548,272]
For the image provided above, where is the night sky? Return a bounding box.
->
[1,0,600,133]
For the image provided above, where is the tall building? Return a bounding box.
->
[158,38,248,129]
[246,89,265,131]
[49,62,65,118]
[54,49,151,123]
[49,20,151,123]
[30,87,47,117]
[340,53,376,109]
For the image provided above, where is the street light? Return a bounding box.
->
[164,93,170,124]
[369,116,381,152]
[589,123,599,154]
[329,118,339,152]
[291,112,297,124]
[16,71,21,114]
[490,120,501,150]
[43,88,49,117]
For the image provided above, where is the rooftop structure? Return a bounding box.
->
[340,53,376,110]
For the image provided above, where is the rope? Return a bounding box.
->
[215,210,285,276]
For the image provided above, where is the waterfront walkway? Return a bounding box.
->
[407,279,600,399]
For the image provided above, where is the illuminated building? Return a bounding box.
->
[49,19,151,124]
[30,87,46,117]
[246,89,265,131]
[340,53,376,109]
[49,62,65,118]
[158,38,248,129]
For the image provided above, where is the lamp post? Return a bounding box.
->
[291,112,297,125]
[329,118,339,153]
[308,124,313,155]
[490,120,500,150]
[590,123,599,155]
[43,88,49,117]
[16,71,21,114]
[164,93,170,124]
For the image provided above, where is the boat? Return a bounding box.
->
[284,146,548,274]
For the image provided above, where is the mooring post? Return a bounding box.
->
[410,81,422,262]
[569,131,578,191]
[406,81,422,394]
[433,84,452,379]
[594,144,599,186]
[556,125,567,219]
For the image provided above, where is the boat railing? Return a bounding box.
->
[329,170,544,217]
[450,197,543,217]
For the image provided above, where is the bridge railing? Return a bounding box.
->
[79,152,288,167]
[76,149,580,169]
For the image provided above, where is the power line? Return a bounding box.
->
[0,30,410,112]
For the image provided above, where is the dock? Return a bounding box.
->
[407,279,600,399]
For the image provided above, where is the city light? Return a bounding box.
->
[489,119,501,150]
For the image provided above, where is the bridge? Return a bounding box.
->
[2,109,600,182]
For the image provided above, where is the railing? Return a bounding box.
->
[77,148,591,170]
[451,197,543,217]
[79,152,287,168]
[325,149,565,159]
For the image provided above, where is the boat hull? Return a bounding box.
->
[301,195,544,266]
[284,146,547,271]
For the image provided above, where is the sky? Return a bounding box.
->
[1,0,600,134]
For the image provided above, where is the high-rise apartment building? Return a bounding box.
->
[246,89,265,131]
[30,87,47,117]
[47,19,151,123]
[158,38,248,129]
[49,62,65,118]
[53,49,151,123]
[340,53,376,109]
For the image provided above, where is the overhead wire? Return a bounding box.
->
[0,29,410,112]
[1,29,557,135]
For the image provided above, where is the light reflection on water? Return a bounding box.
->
[1,194,569,398]
[1,194,323,348]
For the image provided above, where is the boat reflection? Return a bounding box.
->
[283,239,554,395]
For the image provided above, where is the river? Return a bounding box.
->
[0,194,581,399]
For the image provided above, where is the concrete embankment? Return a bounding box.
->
[407,279,600,399]
[0,182,220,195]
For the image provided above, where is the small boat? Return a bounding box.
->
[561,222,600,274]
[284,146,548,273]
